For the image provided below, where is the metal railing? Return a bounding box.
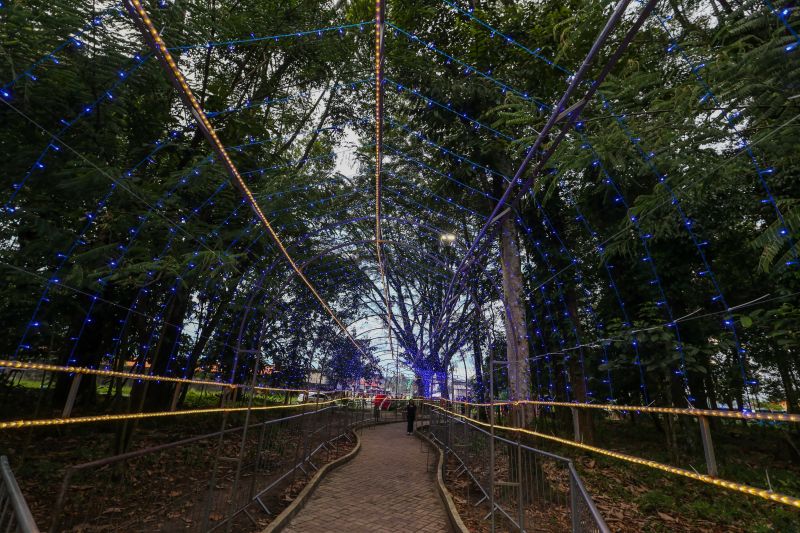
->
[346,397,414,425]
[10,398,418,532]
[1,456,40,533]
[48,403,367,532]
[428,407,609,533]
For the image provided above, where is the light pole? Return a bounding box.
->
[440,232,457,400]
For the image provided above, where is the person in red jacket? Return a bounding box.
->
[373,394,390,422]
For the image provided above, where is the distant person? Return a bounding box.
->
[373,394,389,423]
[406,401,417,435]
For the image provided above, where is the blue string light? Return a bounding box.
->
[387,80,646,400]
[384,119,646,401]
[3,52,151,214]
[13,93,366,365]
[762,0,800,51]
[172,21,374,52]
[385,78,514,141]
[377,161,586,401]
[121,172,367,376]
[0,5,123,95]
[406,5,759,407]
[6,0,789,409]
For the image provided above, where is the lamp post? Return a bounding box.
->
[439,233,457,400]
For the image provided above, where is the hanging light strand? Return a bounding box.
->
[121,0,367,358]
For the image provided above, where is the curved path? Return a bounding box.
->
[282,422,451,533]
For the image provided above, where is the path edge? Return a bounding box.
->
[416,430,471,533]
[261,431,362,533]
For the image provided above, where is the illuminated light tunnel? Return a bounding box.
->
[0,0,799,531]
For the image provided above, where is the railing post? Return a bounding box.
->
[698,415,718,477]
[1,456,40,533]
[516,437,525,532]
[570,407,582,443]
[570,469,579,533]
[170,383,183,412]
[445,408,451,451]
[61,374,82,418]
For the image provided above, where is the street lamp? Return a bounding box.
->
[440,233,456,245]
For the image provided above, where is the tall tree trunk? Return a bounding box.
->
[469,289,485,402]
[777,357,800,414]
[416,375,426,397]
[178,298,230,405]
[663,369,680,462]
[499,213,531,403]
[53,300,121,407]
[130,283,191,414]
[438,375,450,399]
[564,288,595,444]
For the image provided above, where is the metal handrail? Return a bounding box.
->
[567,462,608,532]
[429,409,610,533]
[49,404,345,532]
[0,456,40,533]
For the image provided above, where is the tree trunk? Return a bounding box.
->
[564,286,595,444]
[178,298,230,405]
[663,369,680,462]
[416,375,426,397]
[777,357,800,414]
[688,368,711,409]
[438,376,449,399]
[469,289,486,402]
[131,283,191,413]
[53,300,121,407]
[499,212,531,402]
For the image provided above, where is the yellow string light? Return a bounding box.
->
[0,401,338,430]
[426,404,800,509]
[0,359,307,393]
[122,0,367,359]
[445,398,800,423]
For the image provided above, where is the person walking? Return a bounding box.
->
[406,400,417,435]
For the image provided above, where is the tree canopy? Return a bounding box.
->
[0,0,798,415]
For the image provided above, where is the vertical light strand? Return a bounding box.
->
[374,0,398,391]
[121,0,367,359]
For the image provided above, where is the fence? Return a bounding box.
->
[0,456,40,533]
[348,397,414,425]
[48,402,368,532]
[428,407,609,533]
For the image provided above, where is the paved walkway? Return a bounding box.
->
[282,422,451,533]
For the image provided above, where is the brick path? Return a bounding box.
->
[282,422,451,533]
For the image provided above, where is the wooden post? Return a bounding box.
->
[698,415,718,476]
[571,407,582,443]
[170,383,183,412]
[231,385,239,404]
[61,374,82,418]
